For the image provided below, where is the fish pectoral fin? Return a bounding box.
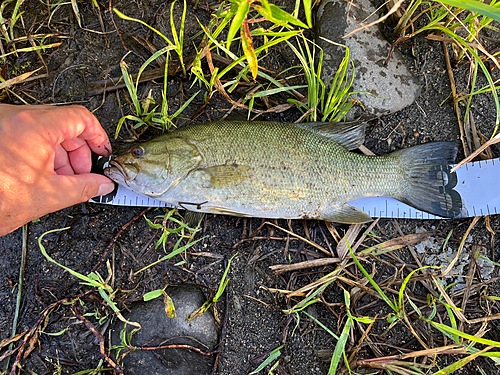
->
[322,203,373,224]
[197,164,250,188]
[297,118,375,150]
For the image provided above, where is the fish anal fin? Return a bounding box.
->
[297,119,373,150]
[321,203,373,224]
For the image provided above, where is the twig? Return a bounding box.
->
[72,303,124,374]
[92,208,150,273]
[132,344,216,356]
[443,40,470,157]
[270,257,341,273]
[265,221,330,256]
[3,224,28,373]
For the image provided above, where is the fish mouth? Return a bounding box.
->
[106,160,139,182]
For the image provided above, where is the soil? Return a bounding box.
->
[1,0,500,374]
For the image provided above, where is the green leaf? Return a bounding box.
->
[43,327,70,336]
[226,0,249,49]
[143,289,164,301]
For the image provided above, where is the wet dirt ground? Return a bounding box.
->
[1,0,500,374]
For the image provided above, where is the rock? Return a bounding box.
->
[315,0,421,117]
[111,284,218,375]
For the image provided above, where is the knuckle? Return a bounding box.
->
[80,184,97,202]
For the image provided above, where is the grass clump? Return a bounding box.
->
[389,0,500,157]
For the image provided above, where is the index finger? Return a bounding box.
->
[52,106,112,156]
[31,105,112,156]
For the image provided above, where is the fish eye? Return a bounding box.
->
[131,147,145,157]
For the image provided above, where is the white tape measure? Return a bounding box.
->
[90,157,500,219]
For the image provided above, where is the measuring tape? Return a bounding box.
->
[90,157,500,219]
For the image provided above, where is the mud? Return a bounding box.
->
[1,0,499,374]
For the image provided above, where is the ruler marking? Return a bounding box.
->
[487,204,491,216]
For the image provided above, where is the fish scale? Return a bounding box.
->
[104,121,462,223]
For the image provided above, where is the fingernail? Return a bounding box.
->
[97,182,115,196]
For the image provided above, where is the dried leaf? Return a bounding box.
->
[163,291,176,318]
[241,21,258,80]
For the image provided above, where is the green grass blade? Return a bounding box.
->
[431,346,494,375]
[428,321,500,347]
[398,266,431,311]
[268,4,308,28]
[283,275,337,314]
[436,0,500,22]
[170,90,200,119]
[170,0,179,46]
[218,31,301,80]
[251,85,307,98]
[137,46,175,87]
[303,0,312,28]
[119,61,140,115]
[249,345,283,374]
[134,236,205,275]
[39,228,96,286]
[302,311,340,340]
[213,253,237,302]
[113,8,174,46]
[347,240,398,312]
[328,315,352,374]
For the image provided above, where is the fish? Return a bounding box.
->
[104,120,463,223]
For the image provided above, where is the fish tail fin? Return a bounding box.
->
[395,142,463,218]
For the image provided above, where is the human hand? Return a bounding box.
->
[0,104,115,236]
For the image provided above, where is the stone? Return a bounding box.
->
[111,284,218,375]
[315,0,421,117]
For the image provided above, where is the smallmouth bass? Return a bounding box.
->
[104,121,462,223]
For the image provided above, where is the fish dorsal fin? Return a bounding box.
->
[297,119,369,150]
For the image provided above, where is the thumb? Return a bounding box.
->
[51,174,116,209]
